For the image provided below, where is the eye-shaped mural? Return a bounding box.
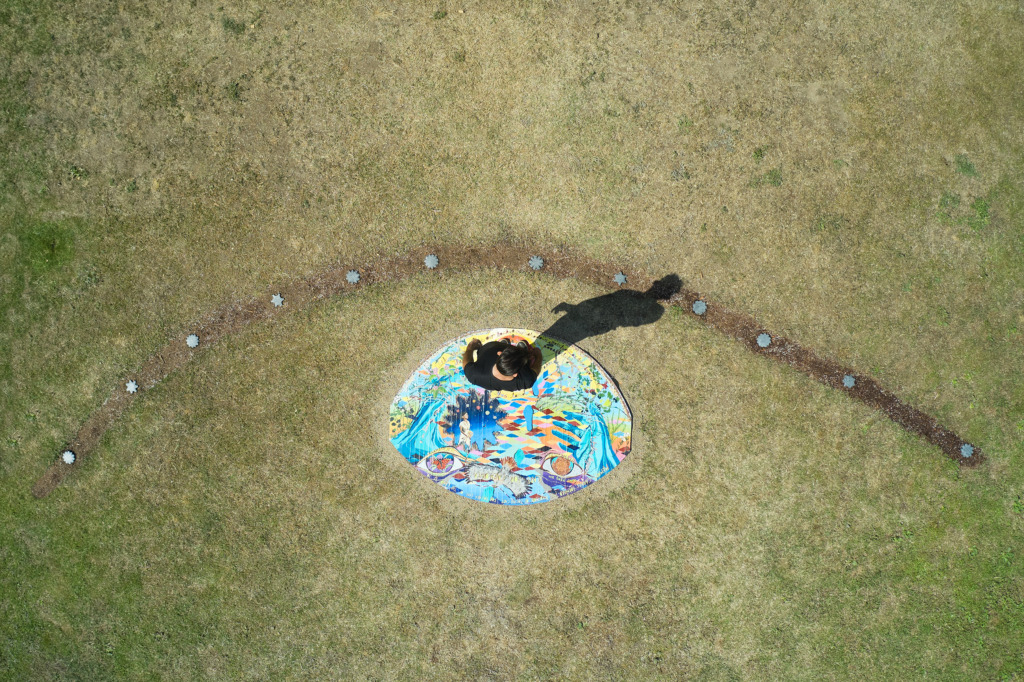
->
[389,328,632,505]
[416,447,466,479]
[542,455,585,480]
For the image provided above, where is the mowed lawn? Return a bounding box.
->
[2,1,1023,679]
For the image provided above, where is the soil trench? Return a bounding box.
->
[30,241,982,499]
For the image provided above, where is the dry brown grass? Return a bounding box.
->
[3,1,1024,679]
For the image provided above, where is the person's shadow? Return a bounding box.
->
[535,274,683,389]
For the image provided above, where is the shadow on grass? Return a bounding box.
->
[539,274,683,387]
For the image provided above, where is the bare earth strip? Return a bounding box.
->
[31,240,982,498]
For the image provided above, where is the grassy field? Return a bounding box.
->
[2,0,1023,679]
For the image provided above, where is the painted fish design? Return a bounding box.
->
[464,463,529,497]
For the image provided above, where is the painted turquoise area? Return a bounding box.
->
[389,329,632,505]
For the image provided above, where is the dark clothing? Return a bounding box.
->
[463,341,538,391]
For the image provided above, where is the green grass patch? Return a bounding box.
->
[750,166,782,187]
[940,191,961,211]
[956,153,978,177]
[221,16,246,35]
[16,219,76,277]
[936,190,993,231]
[813,213,846,234]
[968,196,990,231]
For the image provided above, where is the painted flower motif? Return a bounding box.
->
[613,272,627,285]
[529,256,544,270]
[186,334,199,348]
[271,293,284,307]
[61,450,76,464]
[756,333,771,348]
[842,374,856,388]
[346,269,360,284]
[692,300,707,315]
[960,443,974,458]
[424,254,439,269]
[126,380,138,394]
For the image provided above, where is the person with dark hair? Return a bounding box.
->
[462,337,542,391]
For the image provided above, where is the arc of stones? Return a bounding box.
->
[30,242,982,499]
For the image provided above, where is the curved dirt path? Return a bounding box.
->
[31,241,982,498]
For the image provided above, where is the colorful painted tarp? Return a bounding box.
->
[389,328,632,505]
